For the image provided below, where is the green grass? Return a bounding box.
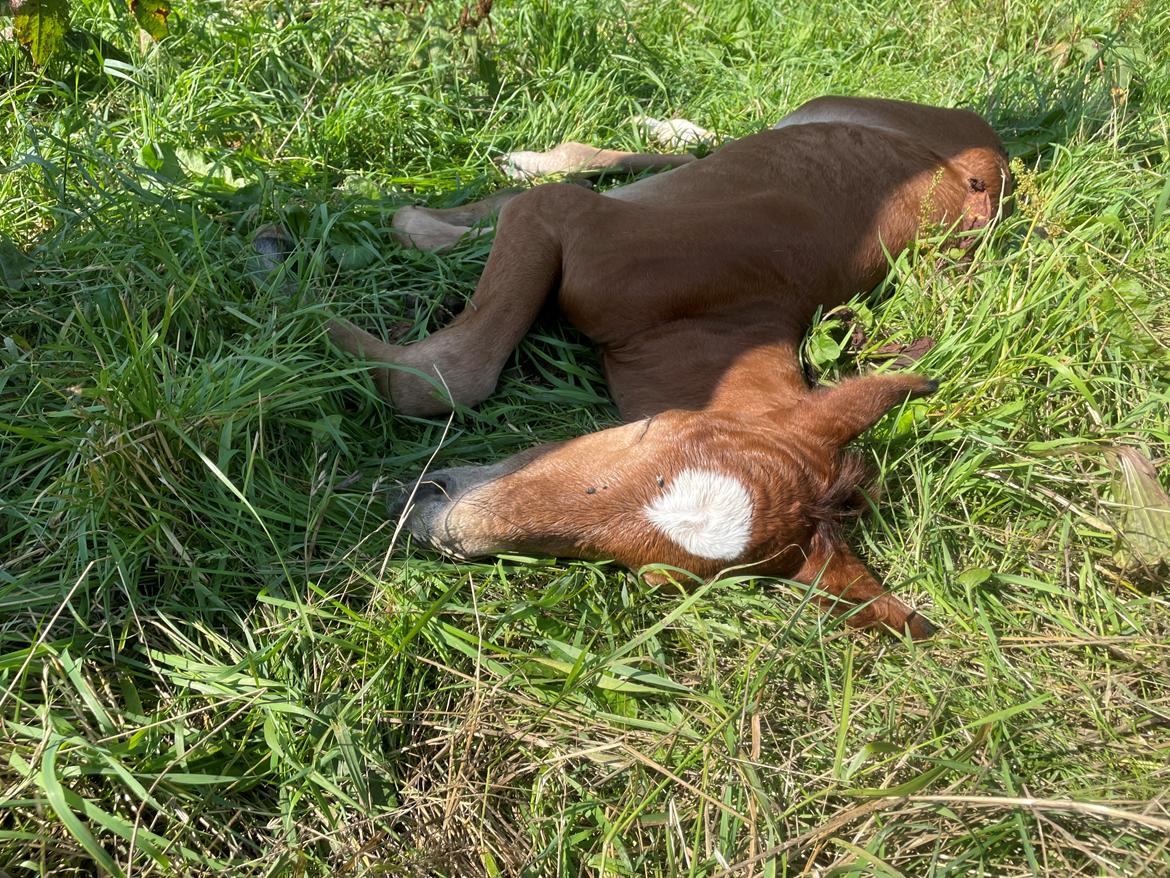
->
[2,0,1169,874]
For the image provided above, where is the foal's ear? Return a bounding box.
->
[795,539,936,639]
[803,372,937,448]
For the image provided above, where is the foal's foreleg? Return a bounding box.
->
[333,184,590,416]
[796,543,936,640]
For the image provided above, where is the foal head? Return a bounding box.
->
[390,370,938,638]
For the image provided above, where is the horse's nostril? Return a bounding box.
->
[418,474,453,498]
[386,488,409,520]
[387,473,455,519]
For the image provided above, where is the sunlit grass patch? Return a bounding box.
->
[2,0,1169,874]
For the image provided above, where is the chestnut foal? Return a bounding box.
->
[325,96,1010,639]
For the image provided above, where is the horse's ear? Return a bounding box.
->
[794,537,936,639]
[799,372,938,448]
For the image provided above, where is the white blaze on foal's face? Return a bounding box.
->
[643,468,754,561]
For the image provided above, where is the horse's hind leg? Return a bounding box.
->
[392,188,524,253]
[333,183,600,416]
[497,142,696,181]
[395,139,698,252]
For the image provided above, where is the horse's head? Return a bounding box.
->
[390,371,938,638]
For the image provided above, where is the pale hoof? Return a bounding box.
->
[495,150,566,181]
[494,143,610,180]
[634,115,715,149]
[391,206,478,253]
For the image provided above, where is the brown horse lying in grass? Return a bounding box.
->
[313,96,1010,639]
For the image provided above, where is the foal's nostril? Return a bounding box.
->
[386,488,409,520]
[416,474,453,500]
[386,473,455,520]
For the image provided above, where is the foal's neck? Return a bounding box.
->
[700,338,812,416]
[603,314,812,421]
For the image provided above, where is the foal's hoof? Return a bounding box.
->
[904,611,938,640]
[909,376,940,399]
[634,115,715,149]
[495,151,544,181]
[248,224,298,294]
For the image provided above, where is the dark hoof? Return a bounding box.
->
[251,224,294,268]
[905,611,938,640]
[909,377,939,399]
[248,224,298,294]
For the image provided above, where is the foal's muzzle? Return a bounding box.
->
[386,463,507,559]
[383,448,560,559]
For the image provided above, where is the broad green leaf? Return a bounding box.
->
[338,175,384,199]
[807,325,844,371]
[12,0,69,66]
[129,0,170,40]
[1108,447,1170,570]
[139,141,185,180]
[956,567,994,589]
